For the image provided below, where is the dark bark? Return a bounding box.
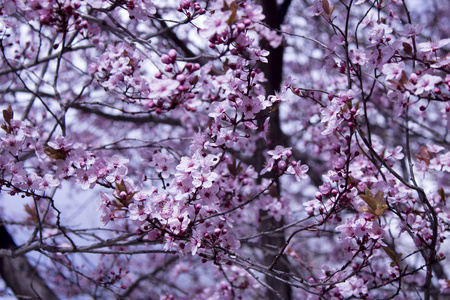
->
[0,225,58,300]
[256,0,292,299]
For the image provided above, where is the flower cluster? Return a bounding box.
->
[1,0,450,299]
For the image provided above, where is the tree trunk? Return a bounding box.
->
[0,225,59,300]
[256,1,292,299]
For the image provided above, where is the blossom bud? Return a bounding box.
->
[328,93,334,100]
[332,143,341,153]
[176,74,186,83]
[315,192,322,200]
[161,54,171,64]
[214,228,221,236]
[180,0,191,9]
[168,49,177,60]
[277,160,287,171]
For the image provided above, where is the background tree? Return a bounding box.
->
[0,0,449,299]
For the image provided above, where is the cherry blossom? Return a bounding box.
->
[0,0,449,299]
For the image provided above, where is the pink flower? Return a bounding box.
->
[249,48,270,63]
[191,170,218,188]
[303,199,322,216]
[401,24,423,37]
[267,146,292,160]
[387,146,404,160]
[40,174,61,190]
[105,165,128,183]
[287,161,309,182]
[413,74,442,95]
[152,152,175,178]
[431,54,450,68]
[419,38,450,52]
[176,156,200,173]
[199,184,219,205]
[350,49,368,66]
[244,2,265,22]
[200,10,232,40]
[208,101,227,118]
[238,96,262,118]
[128,203,148,221]
[305,0,323,17]
[76,168,98,190]
[148,79,180,99]
[98,192,113,227]
[382,62,405,82]
[368,23,392,44]
[337,277,368,297]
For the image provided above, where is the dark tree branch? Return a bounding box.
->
[0,225,59,300]
[256,0,293,298]
[73,104,183,126]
